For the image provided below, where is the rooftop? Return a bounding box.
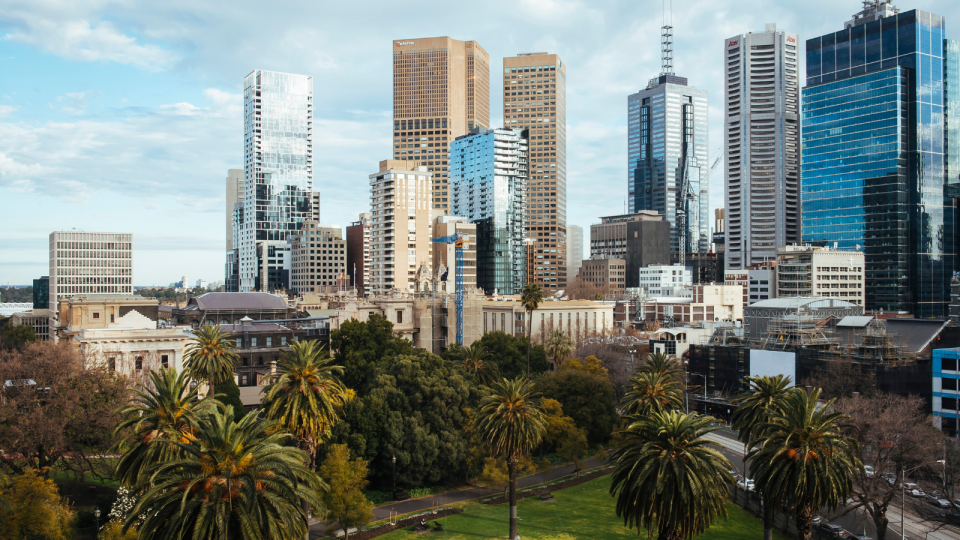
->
[184,293,290,311]
[747,298,859,310]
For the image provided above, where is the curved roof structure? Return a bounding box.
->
[747,297,858,310]
[186,292,289,311]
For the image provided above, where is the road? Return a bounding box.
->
[706,427,960,540]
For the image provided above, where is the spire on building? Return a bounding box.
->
[660,0,674,76]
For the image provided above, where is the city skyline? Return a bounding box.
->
[4,0,960,284]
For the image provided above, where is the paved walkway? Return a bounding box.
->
[309,457,609,539]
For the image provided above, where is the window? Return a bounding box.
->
[266,337,272,347]
[110,314,115,322]
[161,355,169,368]
[93,312,100,319]
[241,375,249,386]
[257,356,264,366]
[108,357,116,371]
[944,397,958,411]
[944,378,958,391]
[945,358,958,371]
[135,356,143,371]
[252,337,258,347]
[281,336,287,346]
[236,338,242,348]
[242,357,249,367]
[397,310,403,324]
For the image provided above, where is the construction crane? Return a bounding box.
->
[431,233,467,345]
[677,146,724,270]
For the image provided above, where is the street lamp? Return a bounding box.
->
[392,456,397,500]
[94,507,100,538]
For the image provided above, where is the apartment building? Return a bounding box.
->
[289,221,347,295]
[346,212,373,293]
[503,52,568,293]
[392,37,490,215]
[579,257,626,292]
[368,161,433,294]
[776,245,865,306]
[638,265,693,297]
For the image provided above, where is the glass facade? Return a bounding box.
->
[240,70,313,292]
[628,76,709,254]
[450,128,528,295]
[802,10,957,318]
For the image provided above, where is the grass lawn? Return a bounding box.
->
[376,475,788,540]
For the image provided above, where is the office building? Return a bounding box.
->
[590,212,671,288]
[346,212,373,293]
[239,70,313,292]
[724,24,801,270]
[567,225,583,282]
[802,3,957,317]
[33,276,48,310]
[579,257,626,292]
[289,221,347,295]
[369,160,433,294]
[225,169,243,293]
[225,169,243,253]
[628,42,709,255]
[638,265,693,297]
[677,251,725,285]
[503,52,568,293]
[726,263,778,308]
[49,231,133,333]
[392,37,490,215]
[450,127,527,295]
[776,245,865,306]
[713,208,725,255]
[432,216,478,292]
[310,192,321,222]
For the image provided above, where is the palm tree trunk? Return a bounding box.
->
[299,436,317,540]
[657,529,683,540]
[526,311,532,377]
[508,457,518,539]
[762,494,774,540]
[795,504,815,540]
[209,380,215,398]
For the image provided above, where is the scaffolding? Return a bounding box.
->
[847,318,911,365]
[758,315,840,351]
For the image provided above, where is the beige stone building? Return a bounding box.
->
[10,309,51,341]
[776,245,865,306]
[503,52,567,293]
[289,221,347,295]
[392,37,490,215]
[369,161,434,294]
[56,294,188,382]
[579,257,627,292]
[482,298,614,345]
[432,216,477,292]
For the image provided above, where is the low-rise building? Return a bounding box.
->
[777,245,865,307]
[10,309,51,341]
[579,257,626,292]
[171,292,298,327]
[638,265,692,297]
[725,263,778,309]
[221,319,329,387]
[481,298,615,346]
[637,284,743,326]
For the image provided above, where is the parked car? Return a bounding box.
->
[812,515,823,526]
[932,498,952,509]
[737,478,755,492]
[881,473,897,486]
[863,465,875,477]
[816,522,846,538]
[910,488,925,498]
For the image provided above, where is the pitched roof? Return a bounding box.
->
[188,293,289,311]
[836,316,875,327]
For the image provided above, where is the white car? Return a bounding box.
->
[911,488,925,498]
[863,465,875,477]
[738,478,755,492]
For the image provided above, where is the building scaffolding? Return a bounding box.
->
[758,315,840,351]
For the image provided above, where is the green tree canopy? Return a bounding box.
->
[330,314,414,391]
[217,375,247,420]
[0,324,37,350]
[326,350,480,489]
[0,469,74,540]
[536,368,617,445]
[319,444,374,540]
[450,331,549,380]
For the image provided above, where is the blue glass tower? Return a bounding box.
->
[802,5,958,318]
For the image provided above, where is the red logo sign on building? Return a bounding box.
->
[728,40,739,47]
[787,36,796,43]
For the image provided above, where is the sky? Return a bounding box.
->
[2,0,959,287]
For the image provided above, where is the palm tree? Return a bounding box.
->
[748,388,862,540]
[610,410,733,540]
[460,343,498,386]
[113,367,214,487]
[544,328,573,367]
[640,351,683,380]
[184,324,239,396]
[520,283,544,377]
[475,377,546,540]
[262,340,349,470]
[731,374,794,538]
[620,370,684,417]
[124,407,326,540]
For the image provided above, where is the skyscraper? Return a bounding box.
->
[503,52,567,293]
[450,128,528,295]
[239,70,313,292]
[628,27,709,257]
[392,37,490,215]
[802,2,957,317]
[724,24,801,270]
[225,169,243,253]
[225,169,243,292]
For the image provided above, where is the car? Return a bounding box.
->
[737,478,755,492]
[932,498,952,509]
[863,465,875,477]
[812,515,823,526]
[904,482,919,491]
[911,488,925,498]
[881,473,897,486]
[816,522,846,538]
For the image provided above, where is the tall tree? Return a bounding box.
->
[731,374,794,540]
[610,411,732,540]
[318,444,374,540]
[833,393,939,540]
[0,469,74,540]
[183,324,239,396]
[444,330,550,380]
[545,328,573,367]
[640,352,683,380]
[113,367,214,487]
[520,283,544,377]
[124,408,327,540]
[330,314,414,391]
[475,378,546,540]
[536,367,618,445]
[748,388,861,540]
[458,342,498,386]
[0,324,37,350]
[620,371,684,417]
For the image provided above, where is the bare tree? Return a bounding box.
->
[833,393,940,540]
[803,359,876,400]
[0,341,129,481]
[566,277,608,301]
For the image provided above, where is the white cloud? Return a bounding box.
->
[0,105,15,118]
[159,102,202,116]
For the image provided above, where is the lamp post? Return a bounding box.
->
[94,507,100,538]
[392,456,397,500]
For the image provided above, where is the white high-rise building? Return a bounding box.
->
[724,24,801,270]
[567,225,583,280]
[239,70,314,292]
[450,127,528,295]
[48,231,133,331]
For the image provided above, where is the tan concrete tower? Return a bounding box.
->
[392,37,490,216]
[502,52,567,294]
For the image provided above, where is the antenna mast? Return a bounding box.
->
[660,0,674,76]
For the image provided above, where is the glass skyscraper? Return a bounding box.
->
[628,75,709,254]
[239,70,313,292]
[802,4,957,318]
[450,128,528,295]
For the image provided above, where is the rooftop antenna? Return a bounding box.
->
[660,0,675,76]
